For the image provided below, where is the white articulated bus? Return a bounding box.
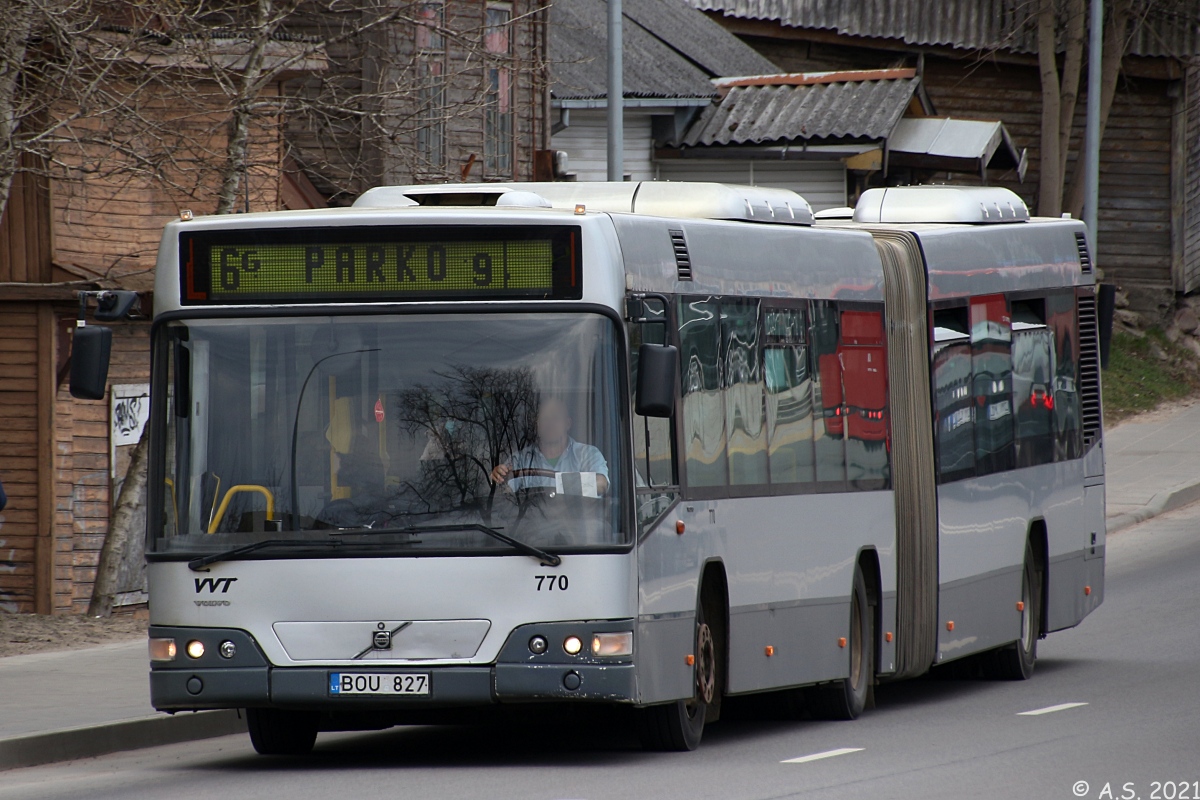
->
[100,182,1104,754]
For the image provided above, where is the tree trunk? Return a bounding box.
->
[88,425,150,617]
[1065,0,1132,220]
[0,1,36,217]
[1057,0,1086,183]
[1037,0,1063,216]
[214,0,277,214]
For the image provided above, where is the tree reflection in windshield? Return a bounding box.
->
[396,364,539,524]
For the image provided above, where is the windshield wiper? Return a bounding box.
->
[333,523,562,567]
[187,538,391,571]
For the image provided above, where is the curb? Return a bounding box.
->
[1107,479,1200,534]
[0,709,246,772]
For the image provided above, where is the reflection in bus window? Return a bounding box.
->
[1048,292,1082,460]
[679,297,727,488]
[765,307,814,484]
[811,301,845,485]
[970,295,1014,475]
[840,310,890,488]
[933,308,974,482]
[1011,300,1054,467]
[722,299,767,486]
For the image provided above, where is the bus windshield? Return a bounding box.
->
[151,312,626,558]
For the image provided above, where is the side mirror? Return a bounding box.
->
[69,325,113,400]
[636,343,678,417]
[1097,283,1116,369]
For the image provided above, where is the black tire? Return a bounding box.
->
[807,566,873,721]
[985,540,1042,681]
[246,708,319,755]
[638,594,721,751]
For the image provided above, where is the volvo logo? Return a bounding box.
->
[354,621,412,659]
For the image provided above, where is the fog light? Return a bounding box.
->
[563,635,583,655]
[591,631,633,657]
[528,635,548,655]
[185,640,205,659]
[149,638,177,662]
[218,640,237,659]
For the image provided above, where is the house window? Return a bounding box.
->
[415,2,446,170]
[484,4,513,177]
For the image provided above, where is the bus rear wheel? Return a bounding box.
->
[638,597,720,751]
[985,541,1042,681]
[246,708,318,755]
[807,566,873,721]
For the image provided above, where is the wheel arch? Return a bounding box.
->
[1027,518,1049,637]
[856,546,883,680]
[698,558,730,694]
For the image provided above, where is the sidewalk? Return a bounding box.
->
[0,641,243,770]
[1103,400,1200,532]
[3,400,1199,771]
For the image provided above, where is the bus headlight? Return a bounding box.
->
[149,638,177,662]
[562,635,583,655]
[185,640,206,659]
[591,631,633,657]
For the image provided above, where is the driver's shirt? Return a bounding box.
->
[505,437,609,492]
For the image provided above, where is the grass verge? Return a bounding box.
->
[1103,329,1200,423]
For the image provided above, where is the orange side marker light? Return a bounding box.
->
[837,637,847,648]
[1016,601,1025,612]
[1084,585,1092,596]
[885,632,893,643]
[946,621,955,631]
[675,520,686,535]
[765,645,774,657]
[685,654,694,666]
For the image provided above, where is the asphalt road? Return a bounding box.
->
[7,503,1200,800]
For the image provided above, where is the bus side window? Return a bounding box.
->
[678,296,727,490]
[970,295,1015,476]
[810,301,845,486]
[721,299,768,487]
[932,307,974,482]
[1048,292,1083,460]
[1011,299,1055,468]
[630,297,678,529]
[764,306,814,485]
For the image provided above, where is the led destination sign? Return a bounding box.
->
[180,225,580,304]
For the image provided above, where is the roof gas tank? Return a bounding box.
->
[854,186,1030,224]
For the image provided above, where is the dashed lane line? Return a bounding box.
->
[1017,702,1089,716]
[781,747,865,764]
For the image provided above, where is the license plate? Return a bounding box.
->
[329,672,431,696]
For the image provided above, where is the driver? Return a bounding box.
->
[490,396,609,495]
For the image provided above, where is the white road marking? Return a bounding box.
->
[781,747,864,764]
[1017,702,1089,716]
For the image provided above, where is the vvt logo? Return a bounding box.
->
[194,577,238,594]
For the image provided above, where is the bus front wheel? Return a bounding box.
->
[246,708,318,755]
[637,597,720,751]
[807,566,873,720]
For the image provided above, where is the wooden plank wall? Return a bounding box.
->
[0,304,41,612]
[0,154,53,283]
[1183,64,1200,295]
[918,60,1174,292]
[62,320,152,613]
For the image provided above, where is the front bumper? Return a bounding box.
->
[149,623,637,711]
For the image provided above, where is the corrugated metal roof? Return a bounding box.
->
[551,0,776,101]
[687,0,1200,59]
[681,75,919,146]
